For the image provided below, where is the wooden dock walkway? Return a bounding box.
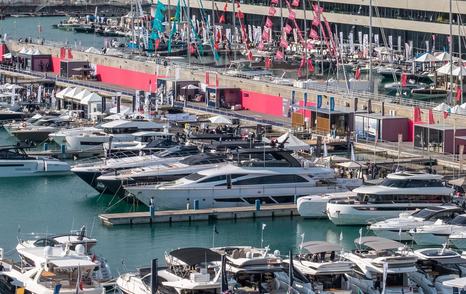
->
[99,204,298,226]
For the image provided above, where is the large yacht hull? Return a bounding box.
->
[11,130,54,143]
[126,185,353,209]
[0,159,70,177]
[65,134,134,152]
[326,203,439,225]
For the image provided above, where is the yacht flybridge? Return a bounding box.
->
[327,171,453,225]
[0,246,105,294]
[64,119,167,152]
[0,146,70,177]
[125,163,362,209]
[342,236,418,294]
[291,241,353,294]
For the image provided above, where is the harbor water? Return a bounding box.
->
[0,128,362,272]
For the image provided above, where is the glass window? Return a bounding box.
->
[199,175,227,183]
[185,173,206,181]
[232,175,308,185]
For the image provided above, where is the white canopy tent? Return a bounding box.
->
[73,89,92,101]
[435,52,452,62]
[64,87,83,99]
[80,92,102,105]
[277,132,310,151]
[415,53,437,62]
[85,47,102,54]
[55,87,73,99]
[208,115,232,124]
[433,102,451,112]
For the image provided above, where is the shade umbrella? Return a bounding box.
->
[436,63,457,76]
[415,53,437,62]
[208,115,232,124]
[435,52,452,62]
[452,66,466,77]
[433,102,451,112]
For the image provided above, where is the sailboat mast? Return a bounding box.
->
[303,0,308,79]
[459,14,463,103]
[317,0,323,75]
[232,0,236,61]
[449,0,453,103]
[368,0,373,93]
[187,0,191,66]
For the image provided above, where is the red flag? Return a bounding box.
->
[67,48,73,59]
[261,29,269,41]
[214,42,219,50]
[288,10,296,20]
[307,58,314,72]
[401,72,408,87]
[265,17,273,28]
[91,254,97,262]
[268,6,277,16]
[456,87,462,102]
[428,109,435,124]
[279,38,288,49]
[236,10,244,19]
[312,17,321,27]
[299,57,305,68]
[219,14,225,23]
[297,68,302,78]
[284,24,292,34]
[432,34,436,41]
[413,106,422,123]
[309,28,319,40]
[154,39,160,50]
[306,42,314,50]
[355,67,361,80]
[189,44,196,55]
[60,47,65,59]
[275,49,284,60]
[247,50,253,61]
[291,0,299,6]
[257,42,265,50]
[313,4,323,14]
[444,111,450,119]
[265,57,271,69]
[223,2,228,11]
[271,0,279,4]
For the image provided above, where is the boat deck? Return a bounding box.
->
[99,204,298,226]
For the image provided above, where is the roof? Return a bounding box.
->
[307,106,353,114]
[386,171,444,180]
[302,241,342,254]
[354,236,404,251]
[17,247,96,269]
[415,123,466,131]
[196,163,333,178]
[169,247,221,266]
[101,119,163,129]
[355,113,408,120]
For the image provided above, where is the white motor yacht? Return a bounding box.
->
[327,171,453,225]
[297,191,357,218]
[0,245,105,293]
[125,163,362,209]
[48,126,101,146]
[16,226,112,286]
[410,214,466,246]
[342,236,418,294]
[10,116,73,143]
[101,131,175,153]
[3,113,42,135]
[64,119,166,152]
[0,146,70,177]
[370,205,463,241]
[408,247,466,294]
[117,248,228,294]
[71,145,199,191]
[213,246,313,293]
[448,231,466,249]
[291,241,353,294]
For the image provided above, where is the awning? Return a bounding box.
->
[73,89,92,101]
[55,87,73,99]
[80,92,102,105]
[208,115,232,124]
[355,236,404,251]
[415,53,437,62]
[169,247,221,266]
[443,277,466,289]
[277,131,310,151]
[449,177,465,186]
[302,241,342,254]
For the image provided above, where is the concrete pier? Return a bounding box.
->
[99,204,299,226]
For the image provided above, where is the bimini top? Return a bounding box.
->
[169,247,221,266]
[443,277,466,289]
[302,241,342,254]
[355,236,404,251]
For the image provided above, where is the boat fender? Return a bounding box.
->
[75,244,86,256]
[43,160,47,171]
[273,250,280,257]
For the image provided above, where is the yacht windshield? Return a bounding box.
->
[381,178,444,188]
[412,209,438,219]
[450,215,466,225]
